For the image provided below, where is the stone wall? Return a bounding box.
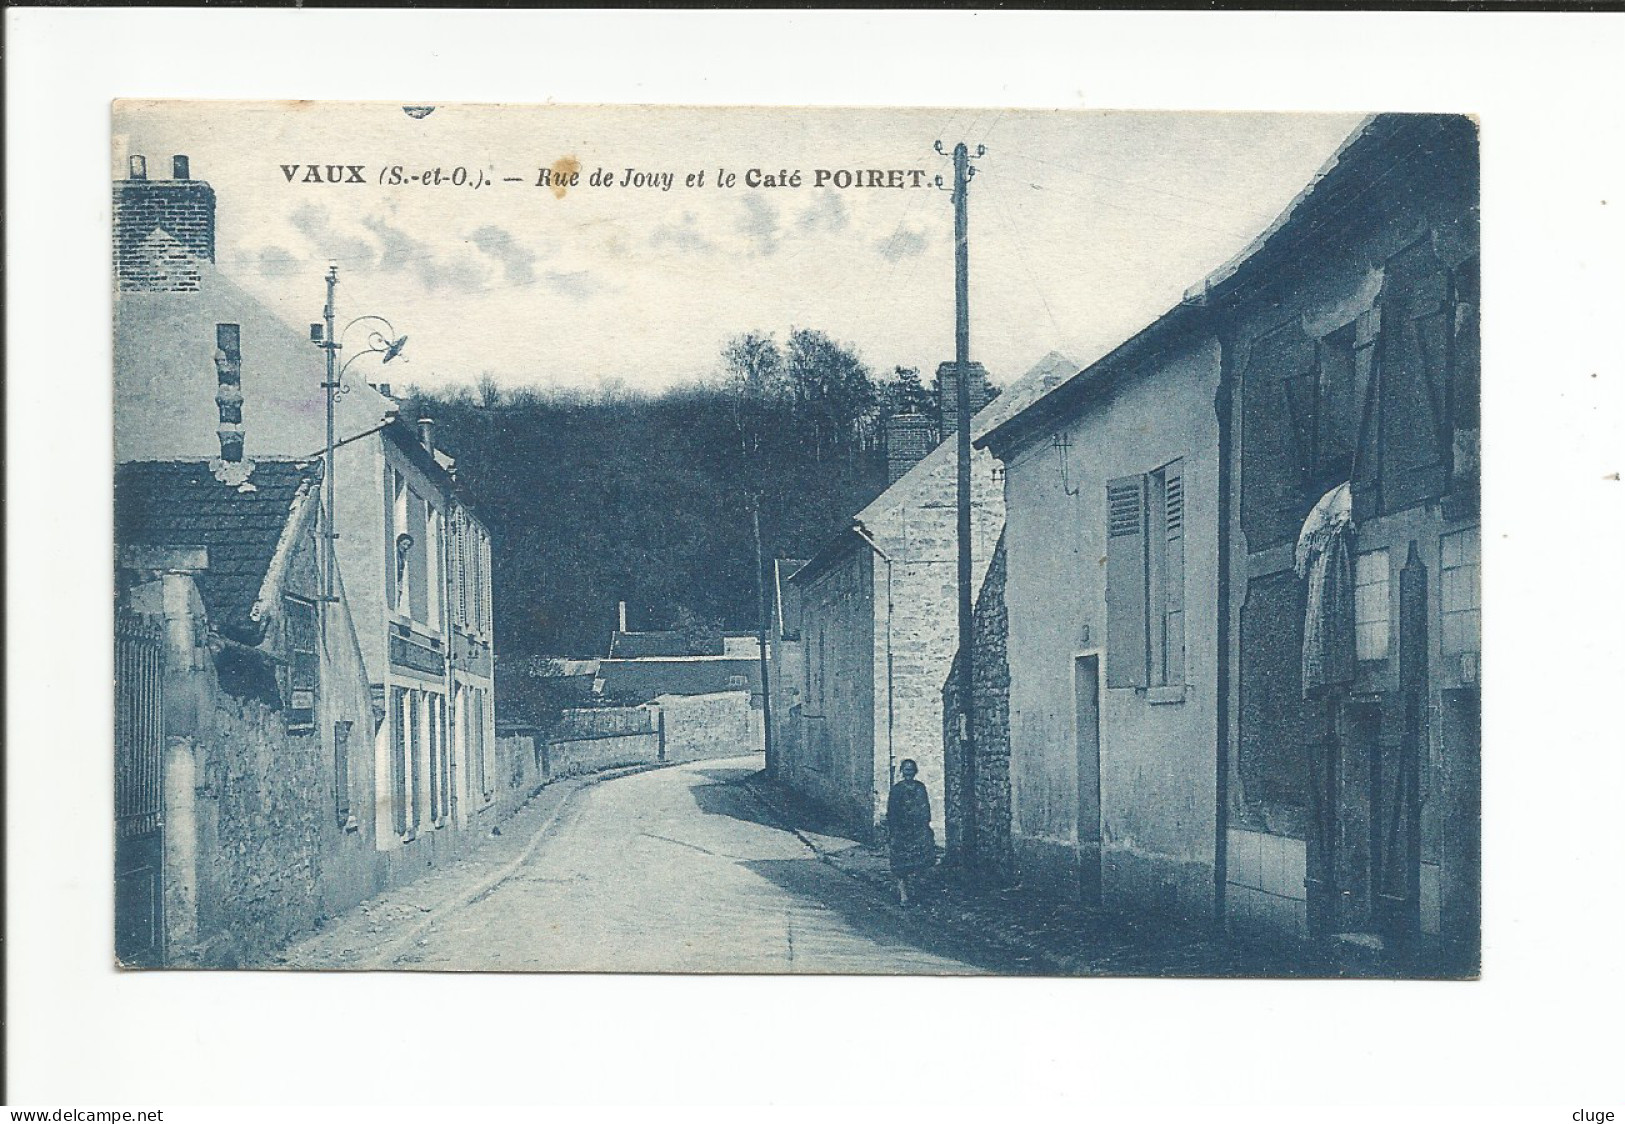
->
[542,731,662,776]
[554,705,654,741]
[655,690,760,763]
[196,690,328,961]
[943,530,1013,878]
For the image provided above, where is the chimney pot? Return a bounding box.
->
[173,155,190,180]
[418,416,436,455]
[128,155,147,181]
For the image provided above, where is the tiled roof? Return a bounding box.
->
[115,459,321,643]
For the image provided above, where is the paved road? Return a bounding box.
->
[341,755,1024,974]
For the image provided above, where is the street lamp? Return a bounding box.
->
[311,262,408,606]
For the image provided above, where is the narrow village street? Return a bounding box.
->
[282,755,1036,974]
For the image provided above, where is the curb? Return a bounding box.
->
[740,773,1082,976]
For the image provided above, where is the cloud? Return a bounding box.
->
[286,204,489,292]
[467,225,537,284]
[648,212,716,255]
[796,190,849,235]
[361,215,488,293]
[544,270,601,301]
[288,204,375,267]
[735,196,782,257]
[874,223,929,262]
[248,245,300,278]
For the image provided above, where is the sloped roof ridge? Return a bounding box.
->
[855,349,1076,523]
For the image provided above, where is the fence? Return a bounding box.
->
[115,616,166,839]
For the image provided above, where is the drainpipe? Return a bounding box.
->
[444,505,459,828]
[851,520,896,793]
[1213,318,1235,932]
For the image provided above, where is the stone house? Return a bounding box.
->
[779,354,1073,841]
[975,114,1479,968]
[112,155,500,903]
[115,457,379,966]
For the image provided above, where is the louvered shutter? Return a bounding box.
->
[1163,460,1186,686]
[1106,475,1149,688]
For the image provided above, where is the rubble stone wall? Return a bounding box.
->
[944,530,1014,877]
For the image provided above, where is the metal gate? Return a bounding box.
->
[115,616,166,966]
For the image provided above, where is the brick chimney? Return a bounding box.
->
[113,154,216,291]
[884,411,936,484]
[936,360,991,437]
[418,415,436,456]
[214,323,244,462]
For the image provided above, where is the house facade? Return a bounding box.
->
[1219,115,1480,967]
[331,415,500,852]
[115,457,379,966]
[976,114,1480,967]
[980,329,1224,918]
[781,354,1072,842]
[113,154,498,878]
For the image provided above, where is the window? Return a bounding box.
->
[392,474,410,614]
[333,720,353,829]
[1314,327,1357,485]
[469,688,493,801]
[1105,459,1185,690]
[1355,548,1391,661]
[284,597,319,731]
[390,687,410,835]
[427,693,444,824]
[405,690,422,833]
[1440,527,1480,654]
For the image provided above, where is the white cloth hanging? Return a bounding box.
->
[1296,482,1355,698]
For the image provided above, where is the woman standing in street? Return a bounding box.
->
[886,759,936,905]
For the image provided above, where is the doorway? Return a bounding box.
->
[1075,654,1102,904]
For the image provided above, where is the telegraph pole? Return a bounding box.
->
[938,139,984,870]
[321,263,339,606]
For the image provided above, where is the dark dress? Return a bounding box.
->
[886,778,936,877]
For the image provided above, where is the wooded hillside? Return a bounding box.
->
[404,330,959,661]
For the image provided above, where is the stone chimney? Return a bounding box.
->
[418,415,436,456]
[936,360,991,437]
[113,154,215,291]
[214,323,244,462]
[884,411,936,484]
[618,600,628,633]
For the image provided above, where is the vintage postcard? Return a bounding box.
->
[111,101,1479,977]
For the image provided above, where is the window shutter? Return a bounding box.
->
[383,467,396,609]
[1163,460,1186,686]
[407,491,429,622]
[1106,475,1149,688]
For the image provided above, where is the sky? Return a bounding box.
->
[113,102,1365,395]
